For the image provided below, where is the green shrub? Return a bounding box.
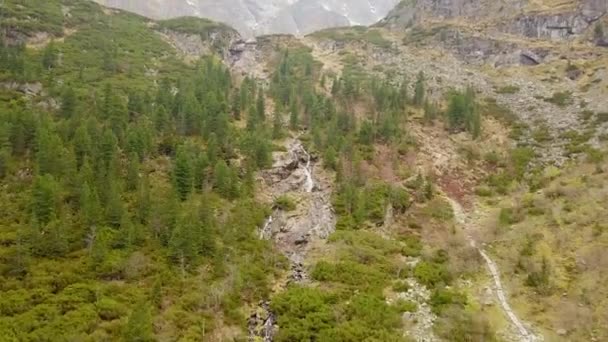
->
[414,261,451,288]
[312,261,389,288]
[392,280,411,292]
[544,91,573,107]
[596,112,608,123]
[274,195,296,211]
[475,186,493,197]
[392,299,417,313]
[435,307,497,342]
[423,198,454,221]
[499,207,524,226]
[96,298,127,321]
[430,288,467,314]
[496,85,520,94]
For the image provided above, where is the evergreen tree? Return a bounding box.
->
[174,146,193,201]
[289,99,299,130]
[73,124,92,168]
[60,86,77,119]
[126,153,140,191]
[256,90,266,121]
[414,71,426,106]
[213,160,232,198]
[81,182,102,229]
[136,174,151,224]
[32,216,68,257]
[41,40,58,70]
[168,213,199,271]
[272,111,283,140]
[231,90,241,120]
[399,78,409,108]
[36,125,64,177]
[105,181,124,228]
[0,148,9,179]
[31,174,59,225]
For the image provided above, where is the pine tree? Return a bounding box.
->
[81,182,102,228]
[231,90,241,120]
[193,153,209,192]
[414,71,425,106]
[73,124,92,168]
[126,153,140,192]
[105,181,124,228]
[289,99,299,130]
[60,86,77,118]
[174,146,193,201]
[168,216,198,271]
[32,175,59,225]
[136,174,151,224]
[36,125,64,177]
[41,40,58,70]
[30,216,68,258]
[213,160,232,198]
[323,146,337,170]
[0,148,9,179]
[399,78,409,108]
[256,90,266,121]
[154,105,170,134]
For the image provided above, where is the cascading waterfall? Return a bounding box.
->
[301,146,314,193]
[260,215,273,240]
[251,138,324,342]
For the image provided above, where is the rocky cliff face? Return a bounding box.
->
[94,0,400,36]
[382,0,607,40]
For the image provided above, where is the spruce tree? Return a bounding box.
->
[60,86,77,119]
[81,182,102,228]
[126,153,140,192]
[41,40,58,70]
[414,71,425,106]
[213,160,232,198]
[32,174,59,225]
[256,90,266,122]
[174,146,193,201]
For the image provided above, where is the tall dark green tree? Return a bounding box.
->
[31,174,59,225]
[174,146,193,201]
[41,40,58,70]
[60,86,77,119]
[414,71,426,106]
[256,90,266,122]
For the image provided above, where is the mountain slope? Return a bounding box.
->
[94,0,400,36]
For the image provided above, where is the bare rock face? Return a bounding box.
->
[94,0,400,36]
[381,0,607,41]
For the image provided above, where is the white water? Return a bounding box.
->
[260,215,273,240]
[448,198,539,342]
[301,147,314,193]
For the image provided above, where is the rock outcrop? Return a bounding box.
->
[382,0,607,41]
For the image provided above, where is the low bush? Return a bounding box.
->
[274,195,296,211]
[414,261,451,288]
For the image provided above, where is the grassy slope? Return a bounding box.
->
[0,1,283,341]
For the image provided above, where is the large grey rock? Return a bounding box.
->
[381,0,607,41]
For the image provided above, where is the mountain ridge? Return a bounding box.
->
[94,0,400,36]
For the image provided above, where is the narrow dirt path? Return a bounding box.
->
[447,197,541,342]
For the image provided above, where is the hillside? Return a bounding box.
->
[93,0,401,37]
[1,0,607,341]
